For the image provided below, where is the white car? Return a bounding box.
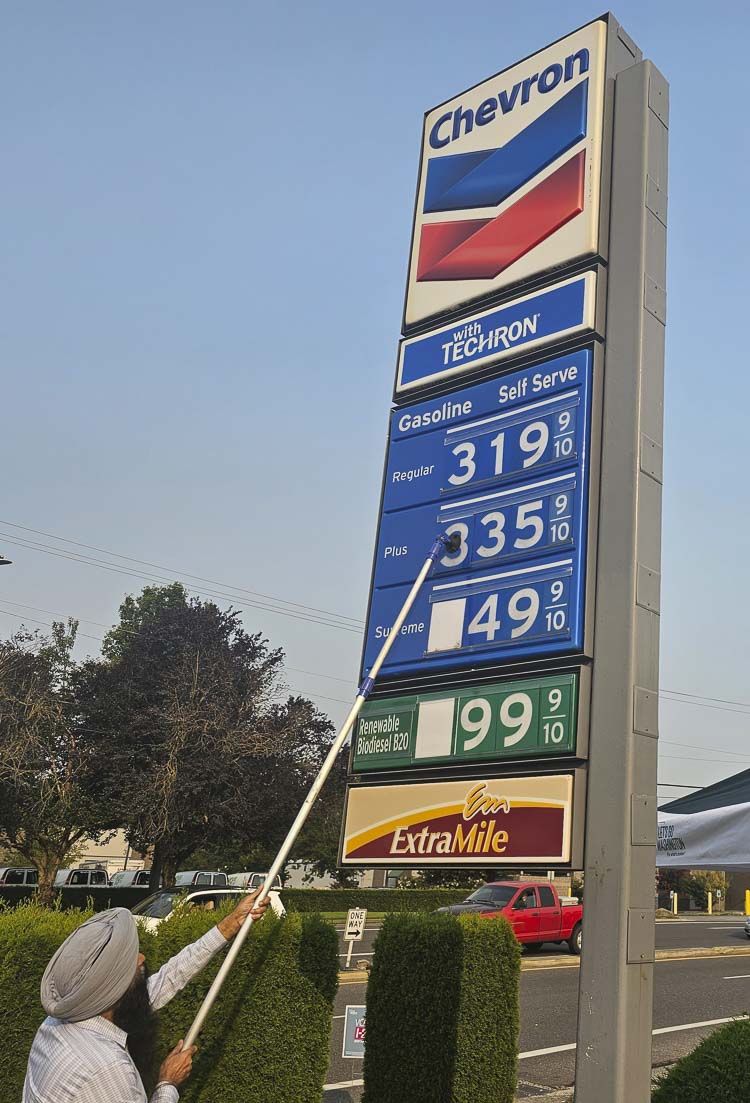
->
[131,886,286,933]
[227,871,282,891]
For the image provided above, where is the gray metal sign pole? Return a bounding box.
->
[574,59,669,1102]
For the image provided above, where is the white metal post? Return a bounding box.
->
[183,533,456,1048]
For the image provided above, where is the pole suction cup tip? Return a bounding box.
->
[445,532,462,554]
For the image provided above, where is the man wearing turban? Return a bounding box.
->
[23,890,269,1102]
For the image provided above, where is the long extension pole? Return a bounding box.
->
[184,531,459,1047]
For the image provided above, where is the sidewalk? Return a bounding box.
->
[515,1067,674,1101]
[325,1068,675,1103]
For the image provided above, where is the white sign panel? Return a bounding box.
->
[344,907,368,941]
[658,804,750,871]
[404,20,607,330]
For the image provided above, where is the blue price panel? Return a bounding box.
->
[376,470,579,587]
[383,373,584,513]
[362,556,580,675]
[363,349,593,678]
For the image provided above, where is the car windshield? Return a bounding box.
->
[132,890,181,918]
[465,886,516,907]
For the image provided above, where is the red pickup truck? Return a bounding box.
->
[437,880,583,954]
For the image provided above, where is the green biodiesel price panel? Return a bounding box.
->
[352,672,578,773]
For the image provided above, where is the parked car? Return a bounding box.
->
[110,869,157,888]
[54,867,109,888]
[131,886,286,933]
[174,870,228,887]
[436,880,584,954]
[0,867,38,886]
[227,871,283,891]
[744,915,750,939]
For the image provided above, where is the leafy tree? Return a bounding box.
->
[291,748,359,887]
[403,869,508,889]
[683,870,728,910]
[79,585,334,887]
[0,623,114,902]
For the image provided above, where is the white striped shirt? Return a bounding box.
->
[23,925,227,1103]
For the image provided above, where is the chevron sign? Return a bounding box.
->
[404,20,607,330]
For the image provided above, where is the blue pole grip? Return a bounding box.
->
[358,676,376,699]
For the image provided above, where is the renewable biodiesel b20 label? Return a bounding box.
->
[352,672,577,772]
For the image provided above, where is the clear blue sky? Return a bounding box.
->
[2,1,748,800]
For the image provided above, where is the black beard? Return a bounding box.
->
[112,966,160,1095]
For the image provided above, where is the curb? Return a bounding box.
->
[338,943,750,982]
[515,1067,675,1102]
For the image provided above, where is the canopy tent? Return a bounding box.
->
[658,768,750,871]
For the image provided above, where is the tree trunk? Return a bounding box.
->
[149,840,164,891]
[34,849,61,907]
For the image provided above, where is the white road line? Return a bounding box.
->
[516,1015,748,1060]
[723,974,750,980]
[653,1016,747,1035]
[332,1014,345,1020]
[338,951,374,958]
[519,1042,577,1059]
[324,1015,750,1089]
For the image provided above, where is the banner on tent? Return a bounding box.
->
[657,803,750,871]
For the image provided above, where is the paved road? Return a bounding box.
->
[326,916,750,1101]
[334,914,748,963]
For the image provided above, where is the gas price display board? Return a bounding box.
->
[353,672,578,772]
[362,348,593,678]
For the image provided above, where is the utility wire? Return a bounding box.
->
[0,606,352,708]
[660,687,750,711]
[0,519,364,626]
[0,607,104,643]
[0,534,361,634]
[661,737,750,759]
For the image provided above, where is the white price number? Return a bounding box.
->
[542,687,567,745]
[466,587,540,643]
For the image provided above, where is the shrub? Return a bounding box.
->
[282,887,469,912]
[0,885,471,914]
[363,912,521,1103]
[0,900,94,1100]
[651,1018,750,1101]
[0,899,338,1103]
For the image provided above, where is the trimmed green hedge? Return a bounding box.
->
[0,900,338,1103]
[363,912,520,1103]
[0,886,152,911]
[0,901,95,1101]
[282,887,469,912]
[0,885,470,914]
[651,1018,750,1100]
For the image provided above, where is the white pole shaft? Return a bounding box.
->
[183,538,447,1047]
[345,940,354,970]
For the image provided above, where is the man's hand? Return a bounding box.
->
[159,1040,197,1088]
[217,888,270,939]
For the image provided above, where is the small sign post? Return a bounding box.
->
[342,1005,367,1059]
[343,907,368,970]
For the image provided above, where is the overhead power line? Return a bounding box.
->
[0,519,364,626]
[660,687,750,711]
[0,533,361,634]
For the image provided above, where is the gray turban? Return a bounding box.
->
[40,908,140,1022]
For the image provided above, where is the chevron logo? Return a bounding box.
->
[417,81,588,282]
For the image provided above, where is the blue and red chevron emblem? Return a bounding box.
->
[418,81,588,282]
